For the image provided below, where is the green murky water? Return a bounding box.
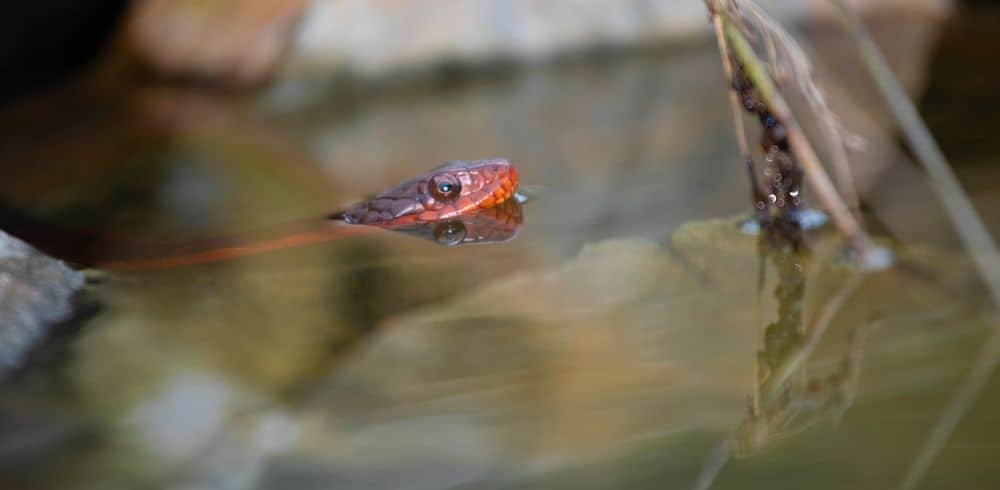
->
[1,7,998,490]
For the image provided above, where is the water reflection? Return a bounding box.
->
[695,219,877,488]
[0,180,523,274]
[746,223,869,449]
[2,8,1000,489]
[97,195,523,270]
[386,198,523,246]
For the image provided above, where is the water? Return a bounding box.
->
[1,7,999,490]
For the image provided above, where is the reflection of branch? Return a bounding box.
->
[831,321,875,426]
[901,326,1000,490]
[737,0,861,215]
[693,265,866,490]
[692,441,730,490]
[761,272,865,400]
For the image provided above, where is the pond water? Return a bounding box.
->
[1,6,999,490]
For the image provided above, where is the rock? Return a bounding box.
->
[0,230,85,375]
[315,235,756,468]
[10,217,984,488]
[283,0,952,80]
[126,0,310,84]
[117,0,953,85]
[300,218,983,478]
[0,391,88,470]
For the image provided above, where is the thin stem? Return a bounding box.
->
[692,441,731,490]
[713,15,753,163]
[823,4,1000,488]
[827,0,1000,305]
[712,12,767,213]
[821,115,861,216]
[900,326,1000,490]
[738,0,861,216]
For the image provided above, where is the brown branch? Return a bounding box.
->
[722,18,885,268]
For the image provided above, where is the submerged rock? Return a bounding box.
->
[9,215,985,488]
[300,218,984,480]
[0,230,85,375]
[0,391,89,472]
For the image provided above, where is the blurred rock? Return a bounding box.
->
[0,392,89,473]
[126,0,309,84]
[0,230,84,376]
[119,0,952,86]
[283,0,950,80]
[259,415,497,490]
[276,218,983,486]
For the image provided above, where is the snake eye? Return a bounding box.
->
[433,221,467,246]
[429,174,461,201]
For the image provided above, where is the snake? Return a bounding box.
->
[91,158,524,271]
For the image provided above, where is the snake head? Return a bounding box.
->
[338,158,519,226]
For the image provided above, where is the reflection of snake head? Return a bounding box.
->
[433,220,467,246]
[359,197,523,246]
[338,158,519,226]
[420,198,523,246]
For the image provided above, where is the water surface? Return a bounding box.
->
[1,8,999,490]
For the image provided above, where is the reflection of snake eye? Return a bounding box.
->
[430,174,462,201]
[434,221,467,246]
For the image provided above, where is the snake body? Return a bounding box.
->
[97,158,522,270]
